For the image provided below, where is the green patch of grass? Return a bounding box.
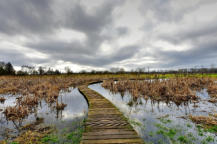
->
[155,123,169,131]
[187,132,196,141]
[155,123,179,141]
[127,118,146,130]
[41,135,59,143]
[167,129,176,139]
[204,136,214,142]
[156,129,165,135]
[39,119,85,144]
[159,117,172,124]
[196,125,204,136]
[10,142,19,144]
[201,136,215,144]
[205,125,217,133]
[148,131,154,137]
[66,126,84,143]
[187,123,192,128]
[129,119,142,127]
[177,136,189,143]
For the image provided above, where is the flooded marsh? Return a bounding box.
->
[89,78,217,144]
[0,88,88,143]
[0,75,217,143]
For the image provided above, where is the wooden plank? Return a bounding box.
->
[83,134,140,140]
[79,84,144,144]
[81,139,143,144]
[83,129,137,136]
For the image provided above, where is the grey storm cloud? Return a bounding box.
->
[0,0,57,35]
[116,27,129,36]
[151,38,217,68]
[27,38,139,66]
[0,46,47,66]
[159,23,217,44]
[0,0,217,70]
[138,0,217,69]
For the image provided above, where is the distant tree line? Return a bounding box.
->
[0,62,15,75]
[0,61,217,76]
[16,65,61,75]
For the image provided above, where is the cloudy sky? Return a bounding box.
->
[0,0,217,71]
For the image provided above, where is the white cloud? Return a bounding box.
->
[0,0,217,71]
[54,28,87,43]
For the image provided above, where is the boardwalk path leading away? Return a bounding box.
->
[79,84,144,144]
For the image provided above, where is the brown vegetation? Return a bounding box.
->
[0,75,103,122]
[207,84,217,98]
[189,115,217,126]
[56,102,67,110]
[0,97,5,103]
[4,105,29,121]
[102,77,216,105]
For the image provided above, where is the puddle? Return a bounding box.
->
[89,83,217,144]
[0,88,88,141]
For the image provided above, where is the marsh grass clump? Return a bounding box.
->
[189,115,217,126]
[4,105,29,121]
[102,77,216,105]
[189,114,217,134]
[56,102,67,110]
[0,75,102,126]
[207,84,217,98]
[13,129,53,144]
[4,117,54,144]
[20,95,39,106]
[0,75,102,100]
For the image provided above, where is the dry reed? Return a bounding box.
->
[102,77,215,105]
[189,115,217,126]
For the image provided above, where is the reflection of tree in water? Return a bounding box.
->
[56,108,63,119]
[120,91,125,99]
[55,94,66,119]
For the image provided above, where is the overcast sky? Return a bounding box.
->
[0,0,217,71]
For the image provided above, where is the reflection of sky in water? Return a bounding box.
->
[89,83,217,144]
[0,88,88,140]
[0,94,18,108]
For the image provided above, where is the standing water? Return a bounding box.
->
[89,83,217,144]
[0,88,88,142]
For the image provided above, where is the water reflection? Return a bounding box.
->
[89,83,217,144]
[0,88,88,140]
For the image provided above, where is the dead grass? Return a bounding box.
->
[13,127,53,144]
[189,115,217,126]
[207,84,217,98]
[4,105,29,121]
[0,75,103,121]
[102,77,216,105]
[56,102,67,110]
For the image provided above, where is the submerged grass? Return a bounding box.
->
[189,114,217,134]
[0,119,86,144]
[0,73,217,143]
[102,77,216,105]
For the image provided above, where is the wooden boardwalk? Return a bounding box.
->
[79,84,144,144]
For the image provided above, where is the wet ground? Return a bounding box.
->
[89,83,217,144]
[0,88,88,142]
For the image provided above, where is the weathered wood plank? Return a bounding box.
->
[83,129,137,136]
[81,139,143,144]
[79,84,144,144]
[83,134,140,140]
